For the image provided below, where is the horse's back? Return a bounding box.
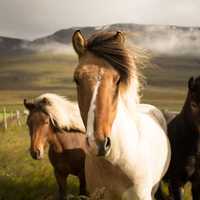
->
[137,104,167,132]
[57,131,87,150]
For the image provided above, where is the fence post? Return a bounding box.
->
[3,107,7,130]
[16,110,21,126]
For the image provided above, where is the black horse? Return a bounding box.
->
[156,76,200,200]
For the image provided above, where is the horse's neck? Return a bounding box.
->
[109,96,139,163]
[119,96,138,123]
[120,79,140,116]
[181,91,190,114]
[181,92,194,128]
[49,131,63,153]
[182,94,200,154]
[180,92,198,139]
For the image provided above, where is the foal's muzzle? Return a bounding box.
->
[30,148,43,160]
[97,137,111,156]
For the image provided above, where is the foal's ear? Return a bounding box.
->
[41,97,51,105]
[23,99,35,111]
[72,30,87,57]
[113,31,125,44]
[188,76,195,91]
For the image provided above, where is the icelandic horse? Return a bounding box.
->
[72,31,171,200]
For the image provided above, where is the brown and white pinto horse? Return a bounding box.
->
[72,31,171,200]
[24,93,87,200]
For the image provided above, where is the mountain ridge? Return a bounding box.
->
[1,23,200,56]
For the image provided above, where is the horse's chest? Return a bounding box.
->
[177,153,200,181]
[48,147,85,175]
[169,129,199,178]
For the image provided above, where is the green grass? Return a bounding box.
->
[0,53,200,199]
[0,124,80,200]
[1,53,199,111]
[0,53,77,106]
[0,113,3,121]
[0,123,192,200]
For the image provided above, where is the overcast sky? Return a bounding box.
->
[0,0,199,40]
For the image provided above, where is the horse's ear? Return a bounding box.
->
[24,99,35,111]
[41,97,51,105]
[72,30,87,56]
[113,31,125,44]
[188,76,195,91]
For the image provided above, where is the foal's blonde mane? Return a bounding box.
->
[86,31,145,108]
[34,93,85,132]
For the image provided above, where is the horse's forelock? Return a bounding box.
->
[86,31,134,84]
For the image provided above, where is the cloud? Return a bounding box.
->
[0,0,199,39]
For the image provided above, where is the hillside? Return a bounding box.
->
[0,52,199,111]
[0,23,200,111]
[1,23,200,56]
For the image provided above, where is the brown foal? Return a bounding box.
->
[24,97,88,200]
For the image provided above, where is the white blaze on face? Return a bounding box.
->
[86,79,101,140]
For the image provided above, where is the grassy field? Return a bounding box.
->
[0,124,80,200]
[1,53,200,111]
[0,113,3,121]
[0,52,199,199]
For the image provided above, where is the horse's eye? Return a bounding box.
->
[116,78,121,86]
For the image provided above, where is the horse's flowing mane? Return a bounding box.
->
[34,93,85,132]
[87,31,145,105]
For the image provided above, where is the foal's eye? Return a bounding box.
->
[115,76,120,86]
[116,78,121,86]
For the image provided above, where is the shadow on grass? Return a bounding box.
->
[0,175,56,200]
[0,174,80,200]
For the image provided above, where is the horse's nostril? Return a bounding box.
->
[104,137,111,151]
[97,137,111,156]
[31,148,42,160]
[36,149,40,158]
[30,150,37,159]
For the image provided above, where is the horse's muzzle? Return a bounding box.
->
[30,148,43,160]
[96,137,111,156]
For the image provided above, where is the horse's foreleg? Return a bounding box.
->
[135,185,153,200]
[169,180,184,200]
[78,170,88,196]
[54,169,68,200]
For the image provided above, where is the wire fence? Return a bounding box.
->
[0,107,28,130]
